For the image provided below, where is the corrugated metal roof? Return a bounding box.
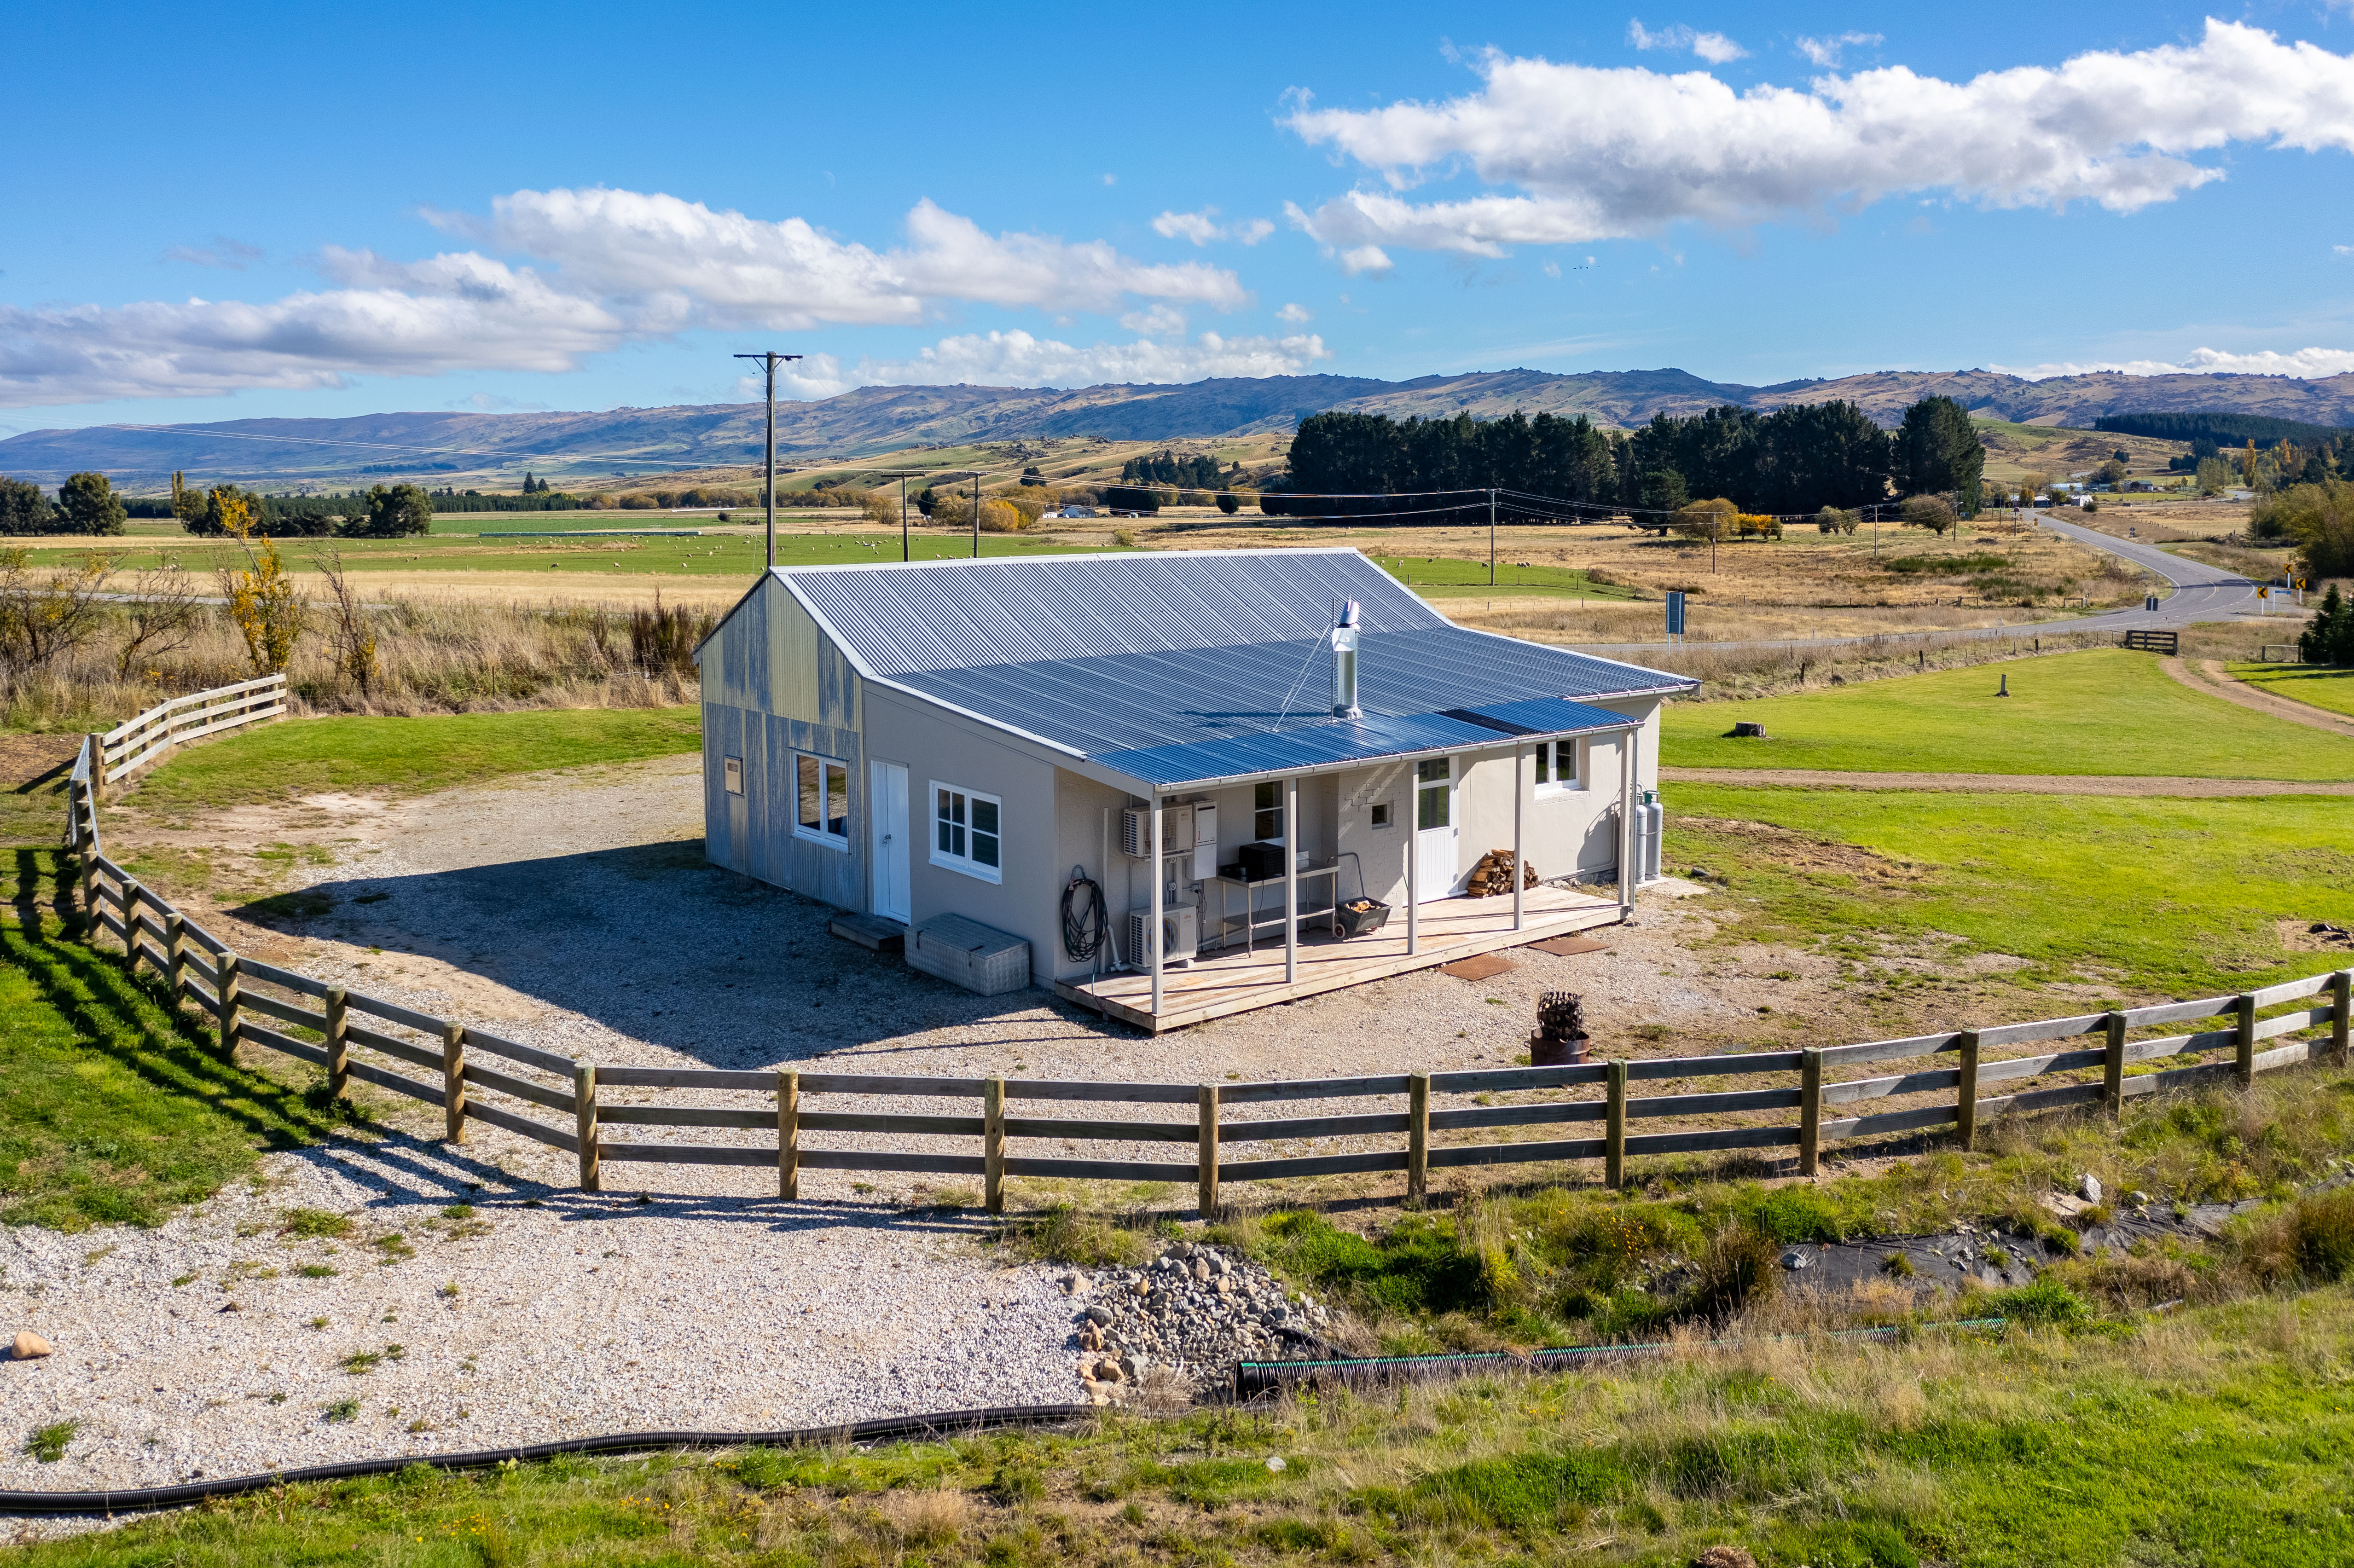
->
[765,550,1694,790]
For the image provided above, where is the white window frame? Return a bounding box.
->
[929,780,1003,884]
[1533,738,1583,794]
[793,752,852,849]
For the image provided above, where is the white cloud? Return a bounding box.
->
[6,189,1253,406]
[1286,20,2354,259]
[1795,31,1880,68]
[775,329,1332,398]
[1339,245,1393,275]
[1542,260,1561,278]
[1154,208,1224,245]
[2336,244,2354,256]
[1628,21,1746,63]
[162,236,265,271]
[1989,345,2354,380]
[1235,218,1276,244]
[1276,302,1313,323]
[1118,303,1189,336]
[0,258,626,407]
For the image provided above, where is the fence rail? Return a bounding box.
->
[94,673,285,787]
[57,682,2354,1216]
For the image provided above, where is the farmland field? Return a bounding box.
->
[1661,648,2354,778]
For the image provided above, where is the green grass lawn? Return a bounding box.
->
[1357,552,1645,601]
[0,850,349,1229]
[1663,648,2354,778]
[2231,662,2354,721]
[15,1286,2354,1568]
[131,706,702,811]
[1666,784,2354,998]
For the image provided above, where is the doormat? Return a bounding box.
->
[1529,935,1612,957]
[1439,954,1517,981]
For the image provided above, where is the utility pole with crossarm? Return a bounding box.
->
[732,352,803,571]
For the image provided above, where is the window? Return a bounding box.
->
[932,782,1002,882]
[795,754,849,845]
[1369,802,1392,829]
[1416,757,1450,831]
[1533,740,1579,792]
[1254,779,1284,841]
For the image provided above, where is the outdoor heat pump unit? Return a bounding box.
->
[1127,905,1199,966]
[1122,803,1197,860]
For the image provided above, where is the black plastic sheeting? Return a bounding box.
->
[0,1404,1096,1516]
[1233,1320,2009,1399]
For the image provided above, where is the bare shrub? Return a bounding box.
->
[0,548,112,675]
[629,596,712,678]
[114,561,203,679]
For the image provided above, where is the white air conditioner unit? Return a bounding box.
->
[1122,803,1194,860]
[1126,904,1199,966]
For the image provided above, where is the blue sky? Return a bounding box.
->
[6,1,2354,433]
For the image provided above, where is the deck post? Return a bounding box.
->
[1197,1084,1220,1218]
[2334,972,2352,1067]
[2235,993,2256,1087]
[1617,726,1636,920]
[1283,774,1299,984]
[1604,1059,1627,1189]
[1512,743,1525,932]
[325,987,349,1102]
[1149,797,1165,1018]
[1955,1030,1980,1151]
[2103,1011,2126,1119]
[441,1023,467,1144]
[984,1076,1006,1213]
[1405,793,1420,956]
[1406,1073,1430,1204]
[575,1065,601,1192]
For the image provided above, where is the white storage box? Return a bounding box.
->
[906,913,1032,997]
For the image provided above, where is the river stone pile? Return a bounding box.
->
[1064,1240,1332,1403]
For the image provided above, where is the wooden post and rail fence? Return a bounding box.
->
[58,679,2354,1216]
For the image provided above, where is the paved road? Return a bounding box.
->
[1567,512,2269,656]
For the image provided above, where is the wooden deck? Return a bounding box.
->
[1053,883,1624,1032]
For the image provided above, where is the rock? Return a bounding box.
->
[2079,1174,2103,1204]
[1084,1305,1112,1325]
[1190,1258,1212,1283]
[1059,1273,1083,1296]
[1098,1360,1126,1383]
[1265,1456,1287,1472]
[11,1331,52,1360]
[1780,1250,1809,1271]
[1692,1548,1757,1568]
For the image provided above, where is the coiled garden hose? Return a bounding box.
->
[1061,866,1108,961]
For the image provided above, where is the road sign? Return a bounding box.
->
[1665,590,1686,637]
[2259,586,2272,602]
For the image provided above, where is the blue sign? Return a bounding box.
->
[1665,590,1686,636]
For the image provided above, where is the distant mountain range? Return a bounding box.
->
[8,366,2354,489]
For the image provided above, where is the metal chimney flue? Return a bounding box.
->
[1330,600,1361,718]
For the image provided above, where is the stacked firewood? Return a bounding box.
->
[1465,848,1538,897]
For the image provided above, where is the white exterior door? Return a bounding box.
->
[1413,757,1456,902]
[870,760,910,922]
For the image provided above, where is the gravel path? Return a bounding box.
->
[1661,767,2354,796]
[0,1131,1078,1491]
[2166,656,2354,739]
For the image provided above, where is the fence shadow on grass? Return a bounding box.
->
[232,841,1109,1069]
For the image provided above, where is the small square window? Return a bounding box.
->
[1416,757,1450,783]
[1254,778,1284,841]
[794,753,850,846]
[930,781,1003,883]
[1370,802,1392,828]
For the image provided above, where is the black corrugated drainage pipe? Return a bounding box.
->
[0,1404,1096,1516]
[1233,1320,2009,1400]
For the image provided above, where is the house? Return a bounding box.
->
[694,549,1697,1030]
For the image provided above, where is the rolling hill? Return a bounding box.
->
[6,366,2352,489]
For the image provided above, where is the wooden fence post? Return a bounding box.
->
[1797,1047,1823,1177]
[2235,993,2256,1088]
[216,953,241,1057]
[983,1076,1005,1215]
[1406,1073,1430,1206]
[116,880,137,963]
[2103,1011,2126,1120]
[77,824,96,925]
[574,1065,600,1192]
[1197,1084,1220,1219]
[164,913,186,999]
[86,733,105,806]
[2335,972,2352,1068]
[777,1069,800,1201]
[325,988,348,1101]
[442,1023,467,1144]
[1956,1030,1980,1151]
[1605,1060,1627,1190]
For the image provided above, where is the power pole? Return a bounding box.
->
[865,469,928,562]
[732,351,803,571]
[1488,488,1497,586]
[971,472,981,558]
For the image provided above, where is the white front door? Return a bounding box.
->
[1413,757,1456,902]
[870,760,910,922]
